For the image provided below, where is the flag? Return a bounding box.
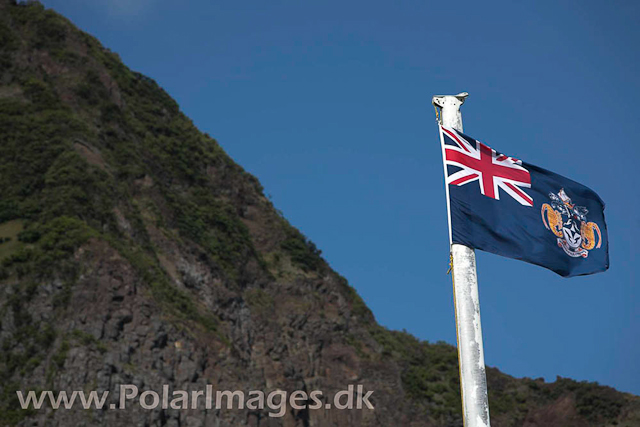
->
[439,124,609,277]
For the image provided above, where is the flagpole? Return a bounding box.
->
[432,93,491,427]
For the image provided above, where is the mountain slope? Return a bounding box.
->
[0,1,638,426]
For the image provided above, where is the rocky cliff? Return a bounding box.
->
[0,1,638,426]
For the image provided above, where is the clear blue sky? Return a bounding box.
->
[40,0,640,395]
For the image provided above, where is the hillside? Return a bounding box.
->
[0,1,639,426]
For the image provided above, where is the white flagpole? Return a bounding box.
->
[432,92,490,427]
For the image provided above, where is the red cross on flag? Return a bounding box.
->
[440,125,533,207]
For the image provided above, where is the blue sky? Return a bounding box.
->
[40,0,640,395]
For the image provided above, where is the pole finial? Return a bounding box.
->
[432,92,468,109]
[432,92,468,132]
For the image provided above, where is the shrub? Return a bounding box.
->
[280,227,323,272]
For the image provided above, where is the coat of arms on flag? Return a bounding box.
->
[541,188,602,258]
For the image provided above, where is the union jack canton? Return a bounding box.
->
[439,125,533,206]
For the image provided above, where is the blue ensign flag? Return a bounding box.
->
[439,125,609,277]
